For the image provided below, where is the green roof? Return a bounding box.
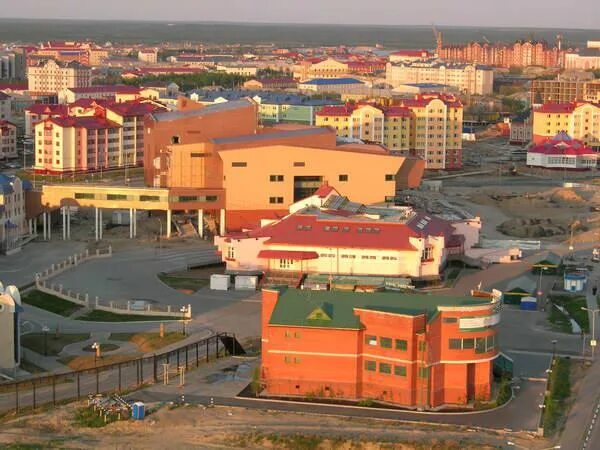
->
[267,288,490,330]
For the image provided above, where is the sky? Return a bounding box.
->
[1,0,599,29]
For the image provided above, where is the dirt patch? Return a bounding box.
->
[59,354,138,371]
[497,218,567,238]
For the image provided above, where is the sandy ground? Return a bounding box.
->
[0,402,547,449]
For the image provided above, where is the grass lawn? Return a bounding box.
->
[22,290,83,317]
[76,310,178,322]
[157,272,209,292]
[109,332,186,352]
[548,305,573,333]
[551,295,589,333]
[59,354,137,371]
[21,333,90,356]
[543,358,572,435]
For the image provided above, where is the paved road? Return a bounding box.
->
[132,377,545,432]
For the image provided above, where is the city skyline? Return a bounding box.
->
[1,0,599,30]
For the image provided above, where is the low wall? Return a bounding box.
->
[34,247,191,319]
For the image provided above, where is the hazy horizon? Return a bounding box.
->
[1,0,599,30]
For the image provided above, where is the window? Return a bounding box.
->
[395,339,407,351]
[171,136,180,144]
[338,174,348,182]
[385,174,394,181]
[284,356,292,363]
[379,363,392,374]
[74,192,95,199]
[418,341,426,352]
[365,360,376,371]
[232,162,247,167]
[462,338,475,349]
[365,335,377,346]
[139,195,160,202]
[294,331,301,339]
[394,365,407,376]
[418,367,429,379]
[190,152,206,157]
[107,194,127,200]
[269,197,284,204]
[449,339,462,350]
[293,161,305,167]
[269,175,284,182]
[475,337,486,354]
[421,246,434,262]
[227,246,235,260]
[443,317,458,324]
[294,357,301,364]
[279,259,293,269]
[380,337,392,348]
[486,335,496,351]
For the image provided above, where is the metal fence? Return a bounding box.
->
[0,332,239,415]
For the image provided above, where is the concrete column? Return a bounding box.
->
[133,208,137,238]
[166,209,172,239]
[62,207,67,241]
[47,212,51,240]
[129,208,134,239]
[219,208,226,236]
[99,209,103,240]
[28,219,33,235]
[42,212,47,240]
[198,209,204,238]
[67,207,71,239]
[95,208,99,241]
[33,217,38,236]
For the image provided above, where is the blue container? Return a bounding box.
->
[132,402,145,420]
[520,298,537,311]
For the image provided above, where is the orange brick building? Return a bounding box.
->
[261,288,501,409]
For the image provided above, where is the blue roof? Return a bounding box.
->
[21,179,33,191]
[0,174,15,195]
[188,89,341,107]
[302,78,364,86]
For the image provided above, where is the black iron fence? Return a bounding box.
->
[0,332,240,415]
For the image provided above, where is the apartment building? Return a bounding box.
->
[0,175,29,252]
[386,60,493,96]
[33,41,109,66]
[532,101,600,149]
[33,100,165,173]
[316,94,464,170]
[216,64,258,77]
[138,49,158,64]
[0,121,17,160]
[27,59,91,95]
[530,76,600,105]
[58,85,159,104]
[0,51,26,80]
[24,104,68,136]
[261,287,501,409]
[0,92,11,122]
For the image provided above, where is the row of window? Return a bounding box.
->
[449,335,496,353]
[365,361,407,376]
[365,335,410,351]
[73,193,218,203]
[233,161,306,168]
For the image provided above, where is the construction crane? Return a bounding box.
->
[431,23,442,51]
[482,36,491,44]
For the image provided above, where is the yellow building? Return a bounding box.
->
[316,94,463,170]
[293,58,349,81]
[27,59,91,95]
[533,101,600,149]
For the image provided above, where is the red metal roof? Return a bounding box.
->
[536,102,579,113]
[69,85,141,94]
[257,250,319,260]
[529,133,595,156]
[391,49,433,58]
[314,184,337,198]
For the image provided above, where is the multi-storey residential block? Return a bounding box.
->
[138,49,158,64]
[0,92,11,121]
[27,59,91,95]
[58,85,159,104]
[0,121,17,159]
[316,94,463,170]
[509,112,532,145]
[437,35,564,68]
[24,103,68,136]
[0,175,30,252]
[261,287,501,409]
[33,41,108,66]
[386,60,493,96]
[532,101,600,149]
[0,51,26,80]
[530,74,600,105]
[33,100,165,173]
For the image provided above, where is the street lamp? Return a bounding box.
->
[91,342,100,365]
[538,266,548,301]
[581,307,599,360]
[180,306,189,336]
[42,325,50,356]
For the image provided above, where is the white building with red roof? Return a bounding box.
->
[215,186,481,284]
[527,132,597,170]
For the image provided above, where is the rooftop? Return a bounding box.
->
[300,78,364,86]
[267,288,491,329]
[212,127,331,146]
[150,98,255,123]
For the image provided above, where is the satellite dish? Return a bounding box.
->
[5,285,21,305]
[0,281,4,294]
